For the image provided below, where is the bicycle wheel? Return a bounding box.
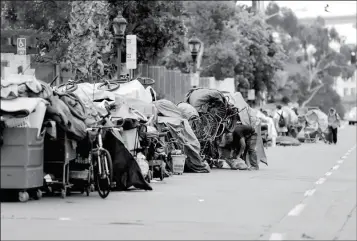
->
[57,82,78,93]
[97,82,120,91]
[95,148,113,199]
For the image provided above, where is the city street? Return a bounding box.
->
[1,124,356,240]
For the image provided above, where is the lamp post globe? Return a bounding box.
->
[112,13,127,82]
[113,13,127,39]
[188,34,201,74]
[188,34,201,64]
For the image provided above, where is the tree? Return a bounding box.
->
[161,1,238,75]
[65,1,113,80]
[1,0,71,31]
[164,1,286,102]
[1,1,72,67]
[2,1,187,80]
[107,0,186,64]
[265,2,354,114]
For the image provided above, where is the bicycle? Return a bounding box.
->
[86,105,124,199]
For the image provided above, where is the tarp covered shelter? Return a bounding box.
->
[305,109,328,132]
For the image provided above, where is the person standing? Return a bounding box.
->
[327,108,341,144]
[273,105,288,136]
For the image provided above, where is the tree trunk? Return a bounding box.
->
[301,83,324,107]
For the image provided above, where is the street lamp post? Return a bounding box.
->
[188,34,201,88]
[112,13,127,82]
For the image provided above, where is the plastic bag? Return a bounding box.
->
[236,158,248,170]
[136,152,149,177]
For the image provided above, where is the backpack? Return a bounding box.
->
[278,112,286,128]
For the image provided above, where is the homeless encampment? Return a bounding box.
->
[69,81,154,190]
[153,99,210,173]
[1,75,152,191]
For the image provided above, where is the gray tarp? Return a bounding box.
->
[154,100,210,173]
[185,88,226,113]
[177,102,199,120]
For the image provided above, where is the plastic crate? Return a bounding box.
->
[1,128,44,189]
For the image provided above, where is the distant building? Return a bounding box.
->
[333,70,357,110]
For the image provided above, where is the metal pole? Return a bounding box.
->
[193,55,197,74]
[117,38,122,80]
[192,54,198,88]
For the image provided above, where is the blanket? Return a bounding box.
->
[0,97,48,117]
[102,130,153,191]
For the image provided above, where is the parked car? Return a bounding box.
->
[346,107,357,125]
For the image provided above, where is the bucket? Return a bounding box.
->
[171,154,186,175]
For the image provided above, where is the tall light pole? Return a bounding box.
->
[188,34,201,88]
[112,13,127,82]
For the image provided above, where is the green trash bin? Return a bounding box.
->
[1,128,44,202]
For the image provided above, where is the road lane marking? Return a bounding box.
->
[269,233,284,240]
[325,171,332,176]
[332,165,340,170]
[304,189,316,197]
[288,204,305,216]
[341,155,347,159]
[315,177,326,185]
[337,159,344,164]
[58,217,71,221]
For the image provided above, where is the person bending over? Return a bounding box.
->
[225,124,259,170]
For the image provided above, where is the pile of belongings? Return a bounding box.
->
[1,74,152,191]
[296,109,328,143]
[276,136,301,146]
[184,88,268,167]
[153,99,210,173]
[67,80,154,190]
[1,75,52,146]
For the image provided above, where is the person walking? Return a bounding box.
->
[224,124,259,170]
[327,107,341,144]
[273,105,288,136]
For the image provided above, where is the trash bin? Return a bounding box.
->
[1,128,44,202]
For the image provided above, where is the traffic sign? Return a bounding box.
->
[126,35,137,69]
[17,38,26,55]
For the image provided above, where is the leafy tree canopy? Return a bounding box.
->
[265,1,355,113]
[163,1,286,99]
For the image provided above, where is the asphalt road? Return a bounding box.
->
[1,124,356,240]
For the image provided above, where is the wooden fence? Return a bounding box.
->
[134,64,212,103]
[133,64,190,103]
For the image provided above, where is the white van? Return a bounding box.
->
[346,107,357,125]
